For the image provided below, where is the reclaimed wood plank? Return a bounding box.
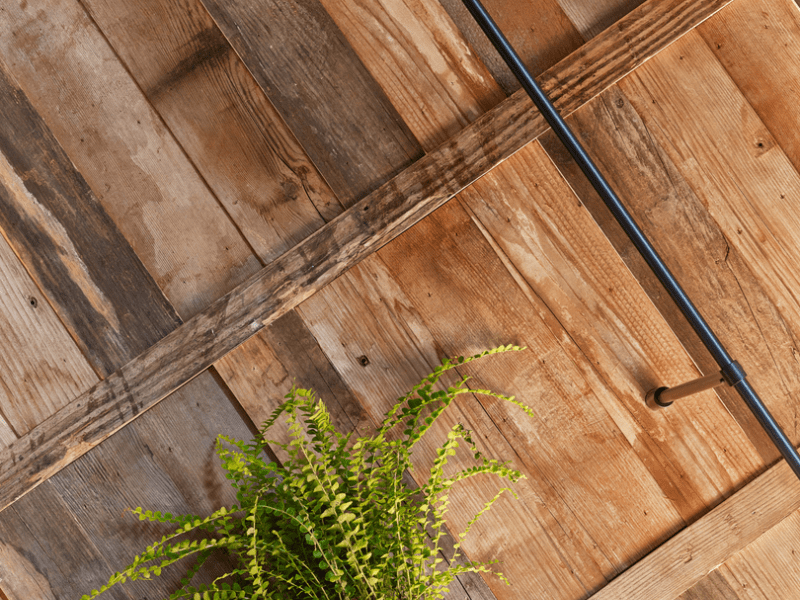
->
[78,0,343,264]
[0,223,97,436]
[0,0,733,510]
[619,31,800,438]
[556,0,646,40]
[679,570,743,600]
[200,0,423,205]
[0,0,262,318]
[0,64,180,377]
[718,510,800,599]
[699,0,800,176]
[459,140,763,522]
[537,84,798,465]
[588,458,800,599]
[437,0,583,94]
[315,0,504,150]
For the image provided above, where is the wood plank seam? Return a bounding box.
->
[0,0,736,512]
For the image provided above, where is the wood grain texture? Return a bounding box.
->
[0,0,262,318]
[316,0,505,150]
[437,0,584,94]
[459,140,763,522]
[0,0,734,510]
[589,458,800,599]
[79,0,343,264]
[0,64,180,377]
[200,0,423,205]
[556,0,645,40]
[538,83,800,466]
[679,570,742,600]
[719,509,800,599]
[699,0,800,176]
[0,225,98,436]
[619,32,800,439]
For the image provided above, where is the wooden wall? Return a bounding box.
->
[1,0,800,598]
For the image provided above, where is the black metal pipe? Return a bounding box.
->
[461,0,800,479]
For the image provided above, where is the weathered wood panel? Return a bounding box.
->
[719,509,800,599]
[78,0,343,264]
[316,0,504,150]
[0,0,737,512]
[699,0,800,176]
[201,0,423,205]
[0,64,179,377]
[459,141,762,521]
[0,0,261,318]
[619,32,800,438]
[437,0,583,94]
[679,570,742,600]
[556,0,645,40]
[589,458,800,599]
[538,84,800,464]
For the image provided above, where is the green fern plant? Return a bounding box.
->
[81,345,533,600]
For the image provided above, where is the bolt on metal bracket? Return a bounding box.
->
[646,361,746,409]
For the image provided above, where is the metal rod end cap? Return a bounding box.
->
[646,386,673,410]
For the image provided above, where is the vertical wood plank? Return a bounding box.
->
[555,0,645,40]
[679,569,743,600]
[0,0,262,318]
[200,0,424,205]
[78,0,344,264]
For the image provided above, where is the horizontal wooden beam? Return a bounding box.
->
[0,0,735,511]
[590,456,800,599]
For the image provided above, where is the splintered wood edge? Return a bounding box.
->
[0,0,734,511]
[590,458,800,599]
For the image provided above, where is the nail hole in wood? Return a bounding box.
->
[358,355,370,367]
[29,297,38,308]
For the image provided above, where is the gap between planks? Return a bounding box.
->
[0,0,736,512]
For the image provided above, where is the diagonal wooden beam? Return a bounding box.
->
[589,457,800,599]
[0,0,735,511]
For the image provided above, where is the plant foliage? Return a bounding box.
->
[81,345,533,600]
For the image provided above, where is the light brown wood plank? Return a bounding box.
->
[537,83,800,464]
[78,0,343,264]
[699,0,800,176]
[679,570,743,600]
[588,458,800,599]
[316,0,505,150]
[200,0,423,206]
[719,510,800,599]
[460,141,763,522]
[556,0,645,40]
[299,200,685,597]
[437,0,584,94]
[0,0,262,318]
[0,0,734,511]
[619,31,800,439]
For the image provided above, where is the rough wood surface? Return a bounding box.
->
[79,0,344,264]
[316,0,505,150]
[0,64,180,377]
[588,458,800,599]
[200,0,423,205]
[437,0,583,94]
[0,0,736,512]
[556,0,645,40]
[0,0,262,318]
[699,0,800,175]
[718,509,800,599]
[459,140,763,522]
[679,570,742,600]
[619,31,800,438]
